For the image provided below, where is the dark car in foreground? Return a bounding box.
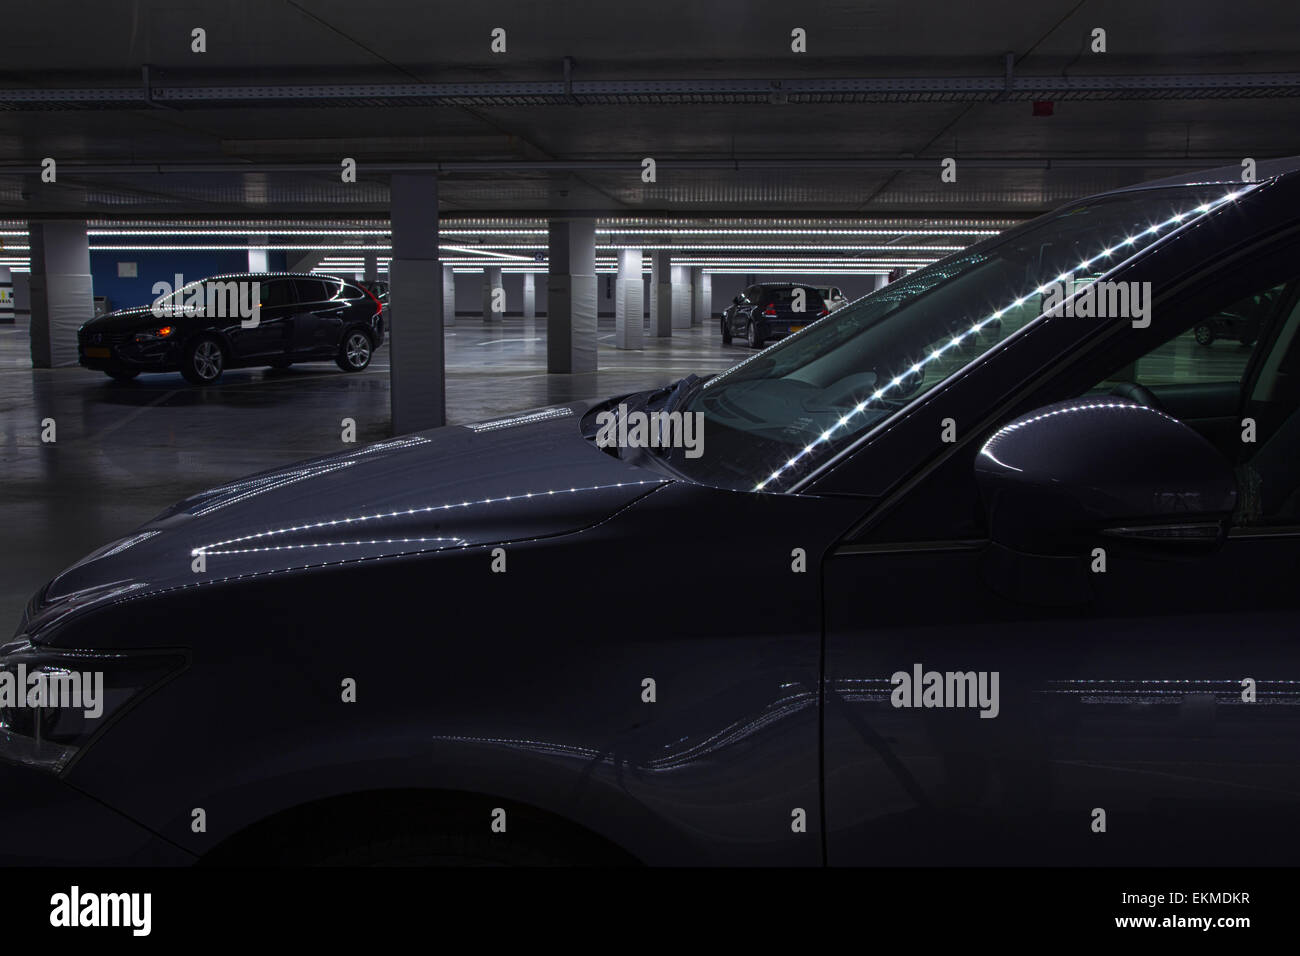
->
[8,161,1300,866]
[721,281,830,347]
[77,272,384,384]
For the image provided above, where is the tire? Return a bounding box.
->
[1194,324,1215,346]
[105,369,139,381]
[181,335,225,385]
[721,317,732,344]
[336,328,373,372]
[267,357,293,369]
[746,320,764,349]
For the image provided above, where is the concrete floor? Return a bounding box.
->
[0,315,743,629]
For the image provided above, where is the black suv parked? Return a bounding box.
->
[77,273,385,385]
[721,282,829,348]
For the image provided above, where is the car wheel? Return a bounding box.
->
[721,317,732,344]
[181,335,225,385]
[336,328,373,372]
[105,369,140,381]
[747,320,764,349]
[267,357,292,369]
[1194,324,1215,346]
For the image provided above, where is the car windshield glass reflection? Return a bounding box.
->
[668,184,1253,492]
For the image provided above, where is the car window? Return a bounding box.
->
[1095,284,1285,393]
[760,286,821,307]
[260,279,295,308]
[293,279,329,304]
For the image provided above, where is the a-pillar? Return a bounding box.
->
[671,265,692,330]
[482,266,503,320]
[613,250,644,350]
[691,268,711,327]
[387,173,444,433]
[547,219,597,373]
[29,221,92,367]
[649,251,672,337]
[442,265,456,328]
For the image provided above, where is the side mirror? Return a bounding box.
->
[975,399,1236,604]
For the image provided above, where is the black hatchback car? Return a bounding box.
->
[9,161,1300,866]
[77,272,385,385]
[721,282,830,348]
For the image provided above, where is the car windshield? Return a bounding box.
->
[151,278,259,317]
[669,183,1252,492]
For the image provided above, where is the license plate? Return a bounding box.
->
[85,347,111,358]
[788,325,804,333]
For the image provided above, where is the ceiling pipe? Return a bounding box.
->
[0,157,1260,175]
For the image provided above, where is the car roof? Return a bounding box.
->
[1099,155,1300,194]
[182,272,349,284]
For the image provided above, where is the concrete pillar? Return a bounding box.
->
[671,264,692,330]
[650,251,672,337]
[0,266,13,324]
[363,253,378,284]
[247,243,268,273]
[442,265,456,328]
[388,173,444,433]
[482,266,504,320]
[523,272,536,319]
[614,250,644,350]
[691,268,711,327]
[547,218,597,374]
[29,221,92,368]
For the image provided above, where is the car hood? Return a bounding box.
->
[79,306,160,333]
[21,404,669,640]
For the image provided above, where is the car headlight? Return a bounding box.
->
[133,325,175,342]
[0,640,186,775]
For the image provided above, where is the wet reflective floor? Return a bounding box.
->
[0,315,743,627]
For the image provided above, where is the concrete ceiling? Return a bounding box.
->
[3,0,1299,216]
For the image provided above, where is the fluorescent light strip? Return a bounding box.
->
[88,229,392,236]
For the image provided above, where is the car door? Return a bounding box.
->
[290,277,335,357]
[821,242,1300,866]
[229,277,296,360]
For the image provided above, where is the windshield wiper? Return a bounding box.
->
[662,372,708,415]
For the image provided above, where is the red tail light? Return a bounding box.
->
[763,304,777,316]
[361,284,382,317]
[818,308,829,317]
